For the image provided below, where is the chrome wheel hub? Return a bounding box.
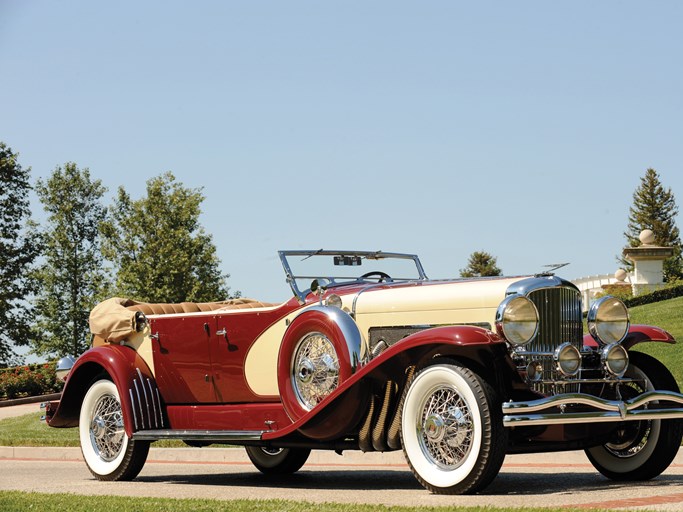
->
[424,414,446,443]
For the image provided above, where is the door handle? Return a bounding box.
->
[216,327,237,352]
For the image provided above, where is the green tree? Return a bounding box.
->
[460,251,502,278]
[33,163,109,358]
[622,168,682,281]
[0,143,40,365]
[101,172,232,303]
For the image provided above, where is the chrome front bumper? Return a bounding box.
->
[502,390,683,427]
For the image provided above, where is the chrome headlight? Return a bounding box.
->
[587,296,630,346]
[601,343,629,377]
[496,295,539,346]
[554,343,581,377]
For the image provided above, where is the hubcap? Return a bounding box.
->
[417,386,474,469]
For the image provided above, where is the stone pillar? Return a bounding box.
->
[622,229,673,296]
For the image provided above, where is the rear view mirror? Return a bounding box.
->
[333,255,362,266]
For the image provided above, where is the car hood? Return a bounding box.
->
[345,276,530,334]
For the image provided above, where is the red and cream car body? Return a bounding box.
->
[46,250,683,494]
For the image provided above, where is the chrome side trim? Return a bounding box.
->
[129,389,139,431]
[502,390,683,427]
[132,429,264,441]
[133,379,145,429]
[128,368,165,431]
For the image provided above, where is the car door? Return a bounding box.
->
[151,314,217,403]
[210,308,288,403]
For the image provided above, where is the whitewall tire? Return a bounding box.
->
[400,362,506,494]
[586,352,683,481]
[79,379,149,481]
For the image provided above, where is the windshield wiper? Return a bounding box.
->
[301,248,324,261]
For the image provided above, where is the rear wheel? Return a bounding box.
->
[245,446,311,474]
[585,352,683,481]
[400,362,506,494]
[79,379,149,481]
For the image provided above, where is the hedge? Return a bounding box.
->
[624,284,683,308]
[0,362,64,400]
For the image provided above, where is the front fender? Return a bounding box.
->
[583,324,675,350]
[264,325,509,441]
[46,345,163,437]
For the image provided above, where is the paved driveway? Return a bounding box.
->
[1,447,683,510]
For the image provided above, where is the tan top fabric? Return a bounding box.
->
[89,297,140,342]
[126,298,279,315]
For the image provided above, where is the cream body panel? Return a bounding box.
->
[244,307,315,397]
[244,277,525,397]
[354,278,524,314]
[123,327,156,376]
[353,278,523,339]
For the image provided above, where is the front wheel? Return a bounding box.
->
[400,362,506,494]
[245,446,311,474]
[585,352,683,481]
[79,379,149,481]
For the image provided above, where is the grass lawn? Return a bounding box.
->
[628,296,683,389]
[0,490,605,512]
[0,411,184,447]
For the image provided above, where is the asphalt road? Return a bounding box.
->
[2,446,683,510]
[2,403,683,509]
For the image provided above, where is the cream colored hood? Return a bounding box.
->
[351,276,528,335]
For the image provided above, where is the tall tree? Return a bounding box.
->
[622,168,682,281]
[460,251,502,278]
[101,172,232,303]
[0,143,40,365]
[32,163,109,358]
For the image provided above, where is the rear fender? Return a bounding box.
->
[583,324,675,350]
[46,345,163,437]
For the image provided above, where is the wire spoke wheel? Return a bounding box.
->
[88,393,126,462]
[418,386,474,470]
[292,332,340,410]
[401,362,506,494]
[79,379,149,481]
[586,352,683,481]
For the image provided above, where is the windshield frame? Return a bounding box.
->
[278,249,429,303]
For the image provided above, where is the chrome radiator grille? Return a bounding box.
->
[527,286,583,354]
[524,286,583,395]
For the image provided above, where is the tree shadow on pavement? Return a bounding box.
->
[138,468,682,495]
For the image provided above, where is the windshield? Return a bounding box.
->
[279,250,428,301]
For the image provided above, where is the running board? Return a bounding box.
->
[132,429,264,442]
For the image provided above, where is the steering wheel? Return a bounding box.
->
[360,271,393,283]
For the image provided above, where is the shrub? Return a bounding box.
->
[624,283,683,308]
[0,362,64,400]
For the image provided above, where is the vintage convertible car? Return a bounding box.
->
[45,250,683,494]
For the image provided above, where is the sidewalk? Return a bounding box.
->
[0,402,42,421]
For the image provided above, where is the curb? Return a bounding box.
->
[0,393,62,408]
[0,446,409,466]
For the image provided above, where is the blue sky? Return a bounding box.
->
[2,1,682,302]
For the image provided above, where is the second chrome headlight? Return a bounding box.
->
[496,295,539,346]
[587,296,630,346]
